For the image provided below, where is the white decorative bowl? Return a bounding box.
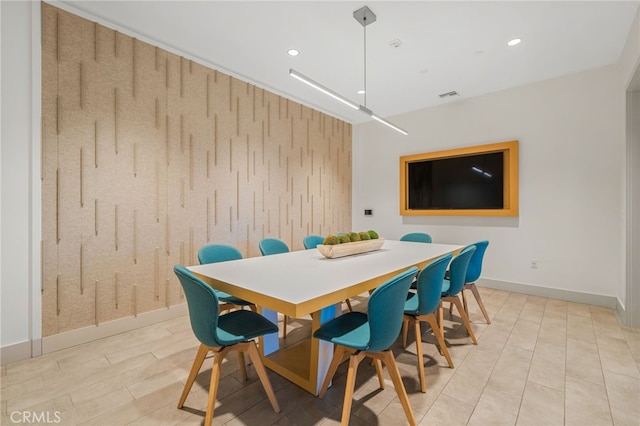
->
[316,238,384,259]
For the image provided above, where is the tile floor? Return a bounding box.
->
[1,287,639,425]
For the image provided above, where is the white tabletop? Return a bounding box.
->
[189,240,461,317]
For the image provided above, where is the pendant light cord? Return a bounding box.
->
[363,19,367,107]
[290,6,408,135]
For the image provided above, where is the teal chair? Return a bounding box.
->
[302,234,325,250]
[439,246,478,345]
[258,237,290,256]
[303,235,354,313]
[459,240,491,324]
[259,238,292,337]
[173,265,280,426]
[400,232,432,243]
[314,267,419,426]
[198,244,255,312]
[400,232,432,290]
[401,254,454,393]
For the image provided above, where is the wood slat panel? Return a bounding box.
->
[41,3,352,335]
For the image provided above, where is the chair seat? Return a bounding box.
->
[313,312,370,350]
[441,278,451,295]
[404,292,419,315]
[216,310,278,346]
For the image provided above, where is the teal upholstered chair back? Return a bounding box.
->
[465,240,489,283]
[259,238,290,255]
[367,266,418,352]
[415,254,453,315]
[303,235,325,249]
[174,265,221,348]
[444,245,476,297]
[400,232,432,243]
[198,244,243,264]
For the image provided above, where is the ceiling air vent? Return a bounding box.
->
[439,91,459,98]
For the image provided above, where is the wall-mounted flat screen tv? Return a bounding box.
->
[400,141,519,216]
[407,152,504,209]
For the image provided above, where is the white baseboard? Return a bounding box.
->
[40,303,188,355]
[0,340,32,365]
[479,278,618,309]
[42,303,188,354]
[615,298,627,327]
[2,304,189,364]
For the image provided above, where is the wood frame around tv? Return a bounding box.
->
[399,140,519,216]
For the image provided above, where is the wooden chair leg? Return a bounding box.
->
[413,319,427,393]
[345,298,353,312]
[373,358,385,390]
[461,288,469,317]
[425,313,454,368]
[448,296,478,344]
[219,302,234,313]
[381,350,417,426]
[468,283,491,324]
[178,344,210,408]
[319,345,349,399]
[245,341,280,413]
[237,351,248,381]
[438,302,444,342]
[283,315,288,338]
[340,351,366,426]
[204,346,233,426]
[401,316,411,348]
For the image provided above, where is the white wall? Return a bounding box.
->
[353,64,625,304]
[620,8,640,88]
[1,1,37,358]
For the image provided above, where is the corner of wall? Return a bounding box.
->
[1,340,32,365]
[615,297,627,327]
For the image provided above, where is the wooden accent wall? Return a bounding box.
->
[41,3,352,337]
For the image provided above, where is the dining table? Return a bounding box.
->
[188,239,462,395]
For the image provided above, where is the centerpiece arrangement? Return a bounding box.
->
[316,230,384,259]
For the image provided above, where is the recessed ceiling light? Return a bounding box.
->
[287,49,300,56]
[507,38,522,47]
[357,89,365,95]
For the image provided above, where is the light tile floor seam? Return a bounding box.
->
[482,315,535,422]
[513,311,545,425]
[597,331,618,426]
[445,293,517,416]
[593,311,639,426]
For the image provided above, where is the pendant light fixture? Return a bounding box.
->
[290,5,408,136]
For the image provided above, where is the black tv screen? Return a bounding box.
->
[407,152,504,210]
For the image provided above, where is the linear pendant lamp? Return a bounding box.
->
[289,6,408,136]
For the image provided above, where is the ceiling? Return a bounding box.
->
[60,1,640,127]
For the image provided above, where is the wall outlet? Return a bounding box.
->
[364,209,373,216]
[530,259,538,269]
